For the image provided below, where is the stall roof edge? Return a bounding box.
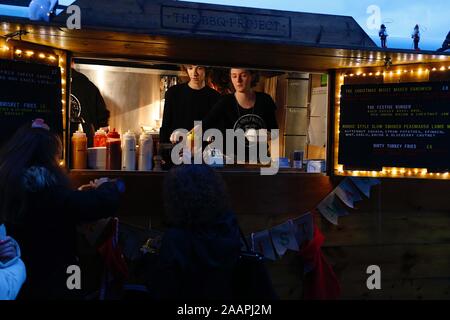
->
[1,0,377,48]
[1,1,449,71]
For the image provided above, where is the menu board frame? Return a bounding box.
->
[338,81,450,172]
[0,58,63,147]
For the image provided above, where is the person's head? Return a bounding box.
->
[183,65,207,89]
[230,68,260,93]
[0,119,62,168]
[380,24,386,29]
[163,164,231,229]
[415,24,419,30]
[209,68,232,95]
[0,119,68,222]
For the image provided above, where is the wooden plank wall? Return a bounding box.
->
[69,171,334,232]
[322,63,450,299]
[70,171,450,299]
[261,178,450,300]
[315,179,450,300]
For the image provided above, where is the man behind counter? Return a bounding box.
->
[70,64,110,147]
[159,65,221,143]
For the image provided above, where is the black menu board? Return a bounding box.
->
[338,81,450,171]
[0,59,62,147]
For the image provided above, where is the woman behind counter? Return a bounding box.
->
[159,65,221,143]
[203,68,278,162]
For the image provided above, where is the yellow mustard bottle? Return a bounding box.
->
[72,124,87,169]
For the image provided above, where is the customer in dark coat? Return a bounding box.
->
[145,164,241,300]
[0,119,122,299]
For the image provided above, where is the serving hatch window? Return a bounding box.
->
[71,60,329,173]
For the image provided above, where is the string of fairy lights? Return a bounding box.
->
[334,64,450,179]
[340,65,450,79]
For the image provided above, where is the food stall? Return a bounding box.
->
[1,0,450,299]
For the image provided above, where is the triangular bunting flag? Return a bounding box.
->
[252,230,277,261]
[332,196,350,217]
[350,177,381,198]
[335,178,363,208]
[270,220,299,257]
[317,193,349,225]
[291,213,314,247]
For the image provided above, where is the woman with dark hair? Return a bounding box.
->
[0,119,122,299]
[202,68,278,162]
[144,164,241,300]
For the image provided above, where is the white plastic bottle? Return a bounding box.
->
[138,131,153,171]
[122,130,136,171]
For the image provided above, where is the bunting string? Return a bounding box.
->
[242,177,381,260]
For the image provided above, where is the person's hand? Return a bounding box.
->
[91,177,110,189]
[78,177,110,190]
[0,237,17,262]
[169,132,180,144]
[170,129,191,144]
[78,183,95,191]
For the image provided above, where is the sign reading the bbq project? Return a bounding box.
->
[338,81,450,171]
[0,59,62,146]
[161,5,291,38]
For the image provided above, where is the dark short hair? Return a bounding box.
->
[180,65,211,78]
[163,164,231,229]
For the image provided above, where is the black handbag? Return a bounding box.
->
[232,228,278,300]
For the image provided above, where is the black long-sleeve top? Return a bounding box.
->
[159,83,220,143]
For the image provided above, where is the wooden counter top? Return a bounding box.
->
[69,168,336,232]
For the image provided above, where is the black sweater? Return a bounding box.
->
[203,92,278,133]
[203,92,278,160]
[159,83,220,143]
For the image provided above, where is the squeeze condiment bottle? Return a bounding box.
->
[72,123,87,169]
[105,128,121,170]
[122,130,136,171]
[94,128,107,147]
[138,130,153,171]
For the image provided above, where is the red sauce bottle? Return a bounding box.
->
[105,129,122,170]
[94,128,107,147]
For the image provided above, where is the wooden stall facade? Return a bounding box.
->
[1,0,450,299]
